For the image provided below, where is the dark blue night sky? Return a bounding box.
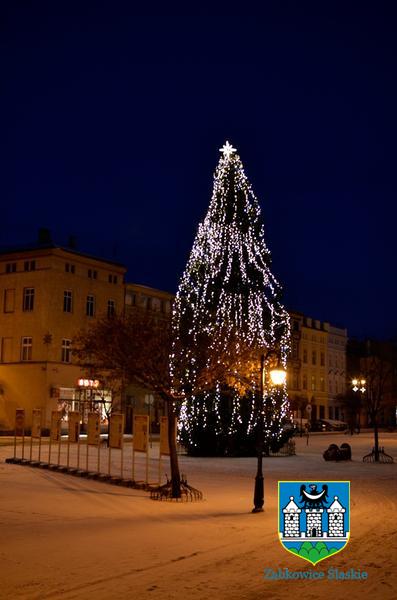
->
[1,3,397,339]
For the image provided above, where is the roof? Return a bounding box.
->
[283,496,301,513]
[0,243,126,270]
[327,496,345,513]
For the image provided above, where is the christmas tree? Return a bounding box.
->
[170,141,290,456]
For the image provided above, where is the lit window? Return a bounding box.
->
[86,295,95,317]
[23,288,35,311]
[21,337,32,361]
[63,290,73,313]
[61,339,72,363]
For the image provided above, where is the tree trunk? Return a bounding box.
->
[166,399,181,498]
[373,414,380,462]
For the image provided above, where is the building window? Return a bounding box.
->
[108,274,118,284]
[86,295,95,317]
[88,269,97,279]
[4,289,15,313]
[312,351,316,365]
[320,352,325,366]
[1,337,13,362]
[21,337,32,361]
[302,374,307,390]
[6,262,17,273]
[23,288,35,311]
[125,292,136,306]
[293,372,299,390]
[63,290,73,313]
[61,339,72,363]
[303,349,307,363]
[24,260,36,272]
[107,299,115,318]
[65,263,75,274]
[320,377,325,392]
[311,375,316,391]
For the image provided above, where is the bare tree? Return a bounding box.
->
[73,312,182,497]
[360,351,395,461]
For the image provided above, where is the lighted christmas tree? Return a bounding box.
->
[171,141,290,456]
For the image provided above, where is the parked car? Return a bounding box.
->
[311,419,348,432]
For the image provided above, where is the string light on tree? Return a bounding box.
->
[170,141,291,456]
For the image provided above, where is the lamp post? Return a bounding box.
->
[352,378,366,434]
[252,352,287,513]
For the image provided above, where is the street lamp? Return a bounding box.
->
[252,352,287,513]
[351,378,366,433]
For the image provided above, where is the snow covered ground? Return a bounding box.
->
[1,432,396,600]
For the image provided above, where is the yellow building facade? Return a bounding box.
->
[287,314,348,423]
[0,244,126,429]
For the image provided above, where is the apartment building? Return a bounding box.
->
[0,242,126,429]
[328,324,348,420]
[287,312,347,422]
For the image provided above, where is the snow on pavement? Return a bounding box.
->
[0,432,396,600]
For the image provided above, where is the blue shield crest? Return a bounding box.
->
[278,481,350,565]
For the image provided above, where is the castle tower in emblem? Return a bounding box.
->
[306,508,323,537]
[282,496,301,537]
[327,496,345,537]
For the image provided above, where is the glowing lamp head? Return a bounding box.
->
[269,365,287,386]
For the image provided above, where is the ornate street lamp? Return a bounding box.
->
[252,352,287,513]
[351,378,366,433]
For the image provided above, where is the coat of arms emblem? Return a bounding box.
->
[278,481,350,565]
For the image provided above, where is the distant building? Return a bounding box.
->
[327,324,347,420]
[0,240,126,429]
[288,313,333,422]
